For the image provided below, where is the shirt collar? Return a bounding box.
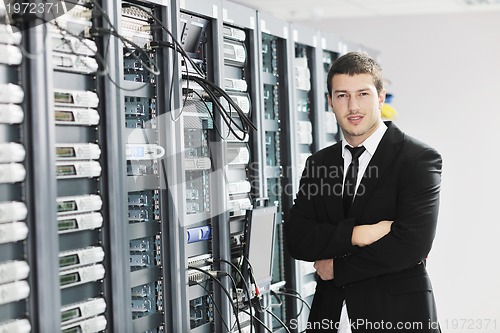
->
[342,120,388,158]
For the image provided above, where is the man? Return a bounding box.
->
[285,52,441,332]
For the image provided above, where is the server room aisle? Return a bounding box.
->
[0,1,376,332]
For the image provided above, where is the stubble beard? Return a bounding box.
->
[343,118,379,142]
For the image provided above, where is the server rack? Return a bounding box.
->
[0,8,32,333]
[315,32,342,151]
[51,0,109,328]
[283,22,322,332]
[118,2,170,332]
[97,0,133,331]
[177,1,227,332]
[255,10,295,332]
[221,2,264,332]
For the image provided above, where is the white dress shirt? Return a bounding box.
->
[337,121,387,333]
[342,121,388,193]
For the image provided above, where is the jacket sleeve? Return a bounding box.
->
[284,157,358,261]
[334,148,442,287]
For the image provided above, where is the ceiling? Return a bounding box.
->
[229,0,500,20]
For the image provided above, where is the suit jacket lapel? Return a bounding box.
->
[349,122,405,218]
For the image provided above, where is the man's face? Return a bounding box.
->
[328,73,386,146]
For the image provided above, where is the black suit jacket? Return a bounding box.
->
[285,122,442,332]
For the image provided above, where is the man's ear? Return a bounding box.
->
[327,94,333,110]
[378,89,387,107]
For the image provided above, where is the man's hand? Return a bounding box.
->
[352,220,394,247]
[314,259,334,280]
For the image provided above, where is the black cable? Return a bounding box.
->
[219,271,243,333]
[121,3,205,78]
[187,266,242,333]
[275,287,304,318]
[98,31,150,92]
[274,291,306,320]
[191,75,256,132]
[194,280,230,332]
[91,27,160,76]
[11,7,148,92]
[266,308,292,333]
[172,56,194,122]
[151,43,200,122]
[191,90,227,140]
[13,0,160,87]
[32,1,153,91]
[276,290,311,312]
[197,77,253,129]
[276,288,311,333]
[49,1,254,137]
[90,28,151,91]
[216,258,254,333]
[120,3,258,139]
[168,42,184,121]
[51,19,109,73]
[244,141,253,202]
[89,0,118,31]
[242,256,257,287]
[240,308,273,333]
[90,0,161,76]
[241,256,268,314]
[269,290,283,307]
[118,3,202,121]
[193,77,240,138]
[188,75,252,141]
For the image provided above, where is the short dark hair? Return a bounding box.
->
[327,52,384,97]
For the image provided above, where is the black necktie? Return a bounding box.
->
[343,146,366,217]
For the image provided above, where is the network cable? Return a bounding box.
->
[120,3,205,78]
[266,307,292,333]
[240,308,273,333]
[14,1,156,92]
[187,266,243,332]
[90,0,160,75]
[191,89,227,140]
[276,289,312,313]
[188,76,254,141]
[194,280,230,332]
[214,258,254,333]
[119,2,257,140]
[275,288,312,333]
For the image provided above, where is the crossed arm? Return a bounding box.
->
[314,220,393,280]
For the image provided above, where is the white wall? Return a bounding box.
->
[303,12,500,333]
